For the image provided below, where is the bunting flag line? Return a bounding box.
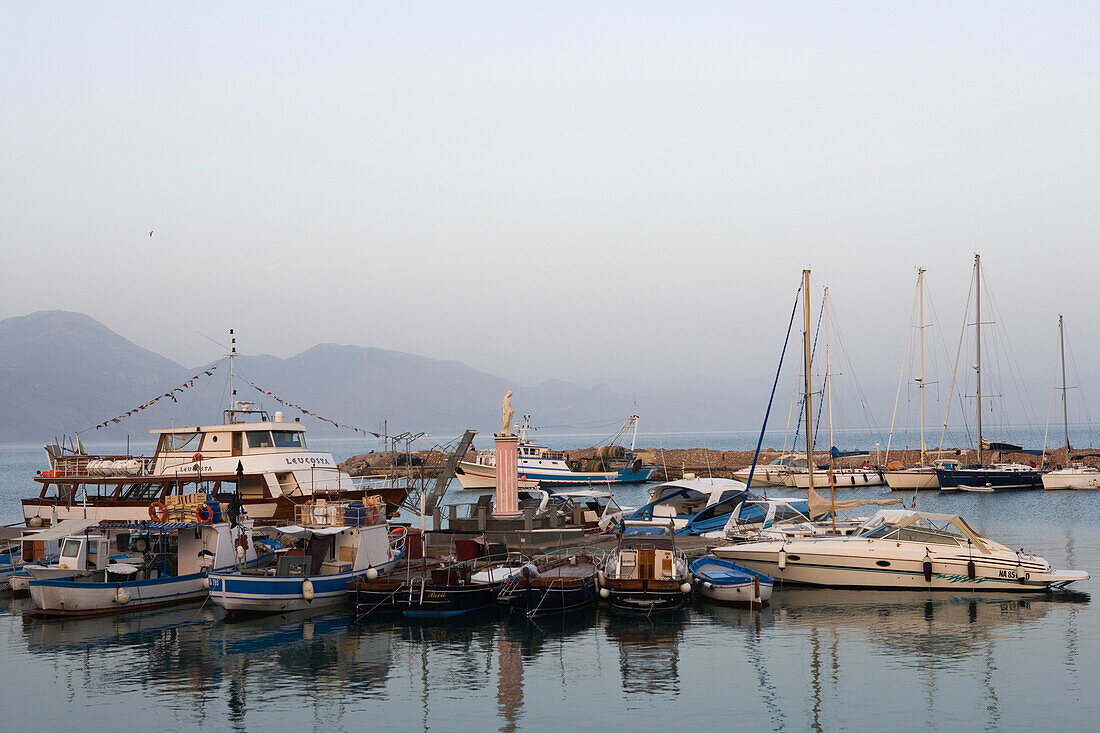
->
[245,381,380,437]
[87,365,220,431]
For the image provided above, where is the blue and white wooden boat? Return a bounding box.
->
[690,556,772,608]
[28,519,259,617]
[455,415,654,488]
[208,501,404,615]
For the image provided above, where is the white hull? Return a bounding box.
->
[731,468,790,487]
[697,579,773,605]
[883,469,940,491]
[1042,470,1100,491]
[714,540,1082,592]
[783,470,885,488]
[29,572,207,616]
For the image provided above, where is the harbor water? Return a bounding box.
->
[1,435,1097,731]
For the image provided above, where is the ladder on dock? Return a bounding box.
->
[423,429,476,515]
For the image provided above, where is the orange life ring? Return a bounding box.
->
[149,501,168,522]
[196,503,214,524]
[193,453,203,463]
[364,503,380,525]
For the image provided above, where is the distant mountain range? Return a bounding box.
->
[0,311,730,444]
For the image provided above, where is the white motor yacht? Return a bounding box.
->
[711,510,1088,591]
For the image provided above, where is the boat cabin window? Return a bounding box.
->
[858,524,896,539]
[165,433,202,451]
[246,431,274,449]
[61,538,82,559]
[272,431,305,449]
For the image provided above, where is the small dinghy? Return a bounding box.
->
[690,556,772,608]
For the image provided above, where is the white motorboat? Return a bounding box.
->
[711,509,1088,591]
[1042,466,1100,491]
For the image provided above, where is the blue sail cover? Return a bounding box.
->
[830,446,869,459]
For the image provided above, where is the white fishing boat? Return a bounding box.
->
[712,509,1088,591]
[28,517,259,616]
[455,414,654,489]
[207,499,404,615]
[5,519,92,596]
[23,404,405,527]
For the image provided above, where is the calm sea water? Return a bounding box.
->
[1,435,1097,731]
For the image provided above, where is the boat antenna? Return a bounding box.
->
[229,328,237,416]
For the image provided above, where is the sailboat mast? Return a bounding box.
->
[824,287,837,534]
[803,270,815,491]
[975,255,982,465]
[825,288,834,451]
[1060,314,1070,452]
[918,268,926,467]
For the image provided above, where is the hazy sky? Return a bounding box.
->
[3,2,1098,392]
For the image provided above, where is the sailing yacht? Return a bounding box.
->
[935,255,1042,492]
[1042,315,1099,490]
[883,268,942,491]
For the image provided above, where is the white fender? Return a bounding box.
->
[115,587,131,605]
[302,578,315,602]
[366,568,379,581]
[777,548,787,571]
[599,587,610,599]
[680,582,692,594]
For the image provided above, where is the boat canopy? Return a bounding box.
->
[21,518,98,542]
[854,510,993,554]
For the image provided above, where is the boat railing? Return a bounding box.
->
[44,454,153,479]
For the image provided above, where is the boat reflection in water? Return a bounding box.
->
[769,588,1087,658]
[602,611,686,696]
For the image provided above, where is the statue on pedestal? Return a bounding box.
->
[501,391,514,436]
